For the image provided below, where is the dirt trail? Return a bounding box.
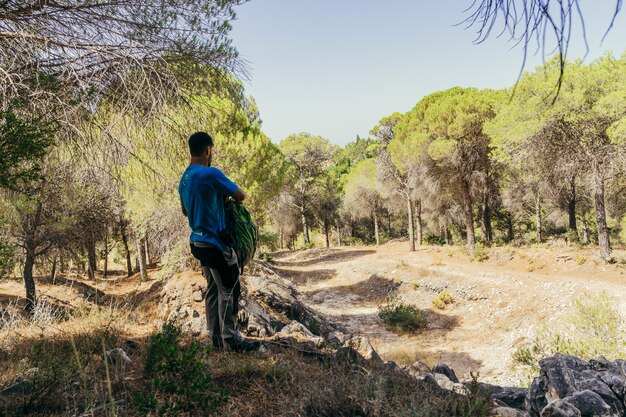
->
[271,242,626,386]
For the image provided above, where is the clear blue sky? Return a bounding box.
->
[230,1,626,146]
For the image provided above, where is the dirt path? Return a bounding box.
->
[271,242,626,386]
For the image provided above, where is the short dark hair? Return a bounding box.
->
[188,131,214,157]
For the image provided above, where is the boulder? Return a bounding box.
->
[334,336,383,367]
[576,377,624,415]
[274,320,324,348]
[342,336,382,363]
[541,390,615,417]
[561,390,617,417]
[192,290,204,302]
[432,363,459,383]
[105,348,132,370]
[478,383,527,410]
[0,380,35,397]
[540,401,581,417]
[493,407,530,417]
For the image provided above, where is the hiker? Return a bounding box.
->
[178,131,258,352]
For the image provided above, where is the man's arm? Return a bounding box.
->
[180,200,187,217]
[232,187,246,202]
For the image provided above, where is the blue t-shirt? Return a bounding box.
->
[178,165,239,250]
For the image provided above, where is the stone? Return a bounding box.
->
[478,383,527,410]
[409,360,431,374]
[274,320,324,348]
[192,290,204,302]
[540,401,581,417]
[277,320,314,338]
[562,390,616,417]
[576,377,624,415]
[540,355,578,402]
[493,407,529,417]
[527,376,550,416]
[328,331,348,345]
[0,380,35,396]
[341,336,382,363]
[190,317,204,336]
[106,348,132,369]
[432,363,459,383]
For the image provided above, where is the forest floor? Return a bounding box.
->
[270,241,626,386]
[1,241,625,389]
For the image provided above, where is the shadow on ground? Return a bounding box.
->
[271,249,376,267]
[305,274,399,303]
[271,266,337,285]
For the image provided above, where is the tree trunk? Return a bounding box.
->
[414,199,422,246]
[373,211,380,246]
[120,221,133,277]
[336,225,341,246]
[136,239,148,281]
[59,253,66,274]
[481,192,492,244]
[301,207,310,245]
[406,195,415,252]
[23,248,36,314]
[103,227,108,278]
[592,161,611,263]
[461,180,475,253]
[279,228,284,249]
[51,255,57,285]
[87,235,97,280]
[535,195,542,243]
[568,177,577,233]
[144,234,150,265]
[324,221,330,248]
[506,212,515,242]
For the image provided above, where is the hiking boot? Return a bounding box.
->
[227,340,261,352]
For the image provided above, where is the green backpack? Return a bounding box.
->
[223,199,258,273]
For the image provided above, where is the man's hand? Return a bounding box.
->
[232,187,246,202]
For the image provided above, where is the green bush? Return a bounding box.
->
[378,302,428,334]
[135,323,227,415]
[432,291,454,309]
[469,245,489,262]
[424,234,445,245]
[154,239,197,281]
[0,242,15,277]
[513,291,626,384]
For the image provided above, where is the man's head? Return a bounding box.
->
[188,131,214,166]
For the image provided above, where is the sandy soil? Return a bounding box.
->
[271,242,626,386]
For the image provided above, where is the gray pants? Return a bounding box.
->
[202,264,240,346]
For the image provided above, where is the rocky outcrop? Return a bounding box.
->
[158,263,626,417]
[159,265,341,340]
[524,354,625,417]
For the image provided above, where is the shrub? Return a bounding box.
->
[155,239,197,281]
[513,291,626,384]
[0,242,15,277]
[432,291,454,309]
[378,302,427,334]
[574,254,587,265]
[135,323,227,415]
[424,234,445,245]
[469,245,489,262]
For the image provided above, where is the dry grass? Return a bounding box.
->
[0,309,490,417]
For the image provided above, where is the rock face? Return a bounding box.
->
[159,265,341,339]
[523,354,626,417]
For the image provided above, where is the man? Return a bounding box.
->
[178,131,257,351]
